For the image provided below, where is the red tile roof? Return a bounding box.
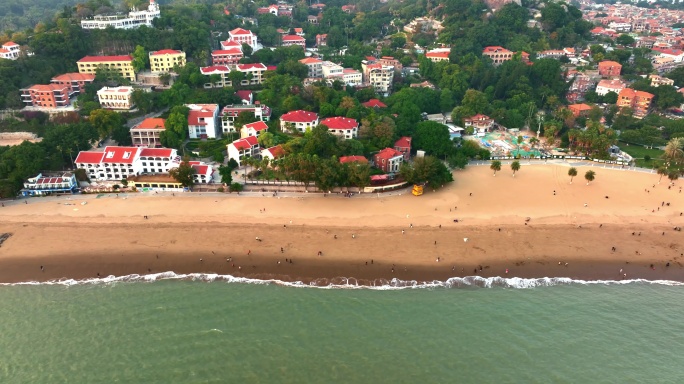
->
[26,84,70,92]
[231,136,259,151]
[483,46,511,53]
[299,57,323,64]
[187,104,218,126]
[150,49,182,56]
[133,118,166,130]
[74,151,105,164]
[282,35,305,42]
[230,28,253,35]
[191,164,210,175]
[237,63,266,71]
[100,146,140,164]
[280,110,318,123]
[243,121,268,131]
[140,148,174,157]
[3,41,19,47]
[394,136,412,149]
[78,55,133,63]
[51,73,96,82]
[320,116,358,130]
[375,148,403,161]
[200,65,230,74]
[236,90,253,102]
[339,155,368,164]
[263,145,285,158]
[212,49,243,55]
[362,99,387,108]
[426,51,450,59]
[221,40,242,49]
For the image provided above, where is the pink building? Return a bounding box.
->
[394,136,412,161]
[373,148,404,173]
[211,48,243,65]
[282,35,306,48]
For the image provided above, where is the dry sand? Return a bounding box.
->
[0,163,682,284]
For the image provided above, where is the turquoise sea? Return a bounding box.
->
[1,274,683,383]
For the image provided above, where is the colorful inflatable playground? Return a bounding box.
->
[474,130,543,158]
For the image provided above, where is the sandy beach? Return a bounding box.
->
[0,163,682,284]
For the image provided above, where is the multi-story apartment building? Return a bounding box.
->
[373,148,404,174]
[199,63,267,88]
[77,55,135,81]
[426,48,451,62]
[50,73,95,96]
[240,121,269,139]
[598,60,622,77]
[316,34,327,47]
[20,84,71,108]
[281,35,306,48]
[280,110,319,133]
[378,56,403,72]
[149,49,186,72]
[482,46,514,65]
[617,88,654,118]
[361,61,394,96]
[220,103,271,134]
[228,28,258,51]
[211,48,243,66]
[0,41,21,60]
[236,63,267,85]
[75,146,143,181]
[595,79,627,96]
[299,57,323,78]
[97,86,134,110]
[320,117,358,139]
[131,117,166,147]
[81,0,160,29]
[321,61,344,78]
[187,104,220,139]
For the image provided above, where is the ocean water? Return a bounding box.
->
[1,275,684,383]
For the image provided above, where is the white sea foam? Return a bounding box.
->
[1,272,683,289]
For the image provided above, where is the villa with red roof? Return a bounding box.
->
[228,28,258,51]
[131,117,166,147]
[362,99,387,108]
[261,145,286,161]
[236,63,267,85]
[568,103,592,117]
[299,57,323,78]
[280,110,319,133]
[282,35,305,48]
[187,161,213,184]
[220,102,271,134]
[199,65,231,88]
[464,114,495,135]
[320,117,358,139]
[482,46,514,65]
[426,48,450,62]
[596,79,627,96]
[240,121,269,138]
[0,41,21,60]
[236,90,253,104]
[227,136,260,166]
[339,156,368,164]
[186,104,220,139]
[598,60,622,78]
[373,148,404,173]
[75,146,143,181]
[394,137,412,161]
[149,49,186,72]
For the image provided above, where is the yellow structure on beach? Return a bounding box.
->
[412,184,424,196]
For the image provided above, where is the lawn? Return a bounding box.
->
[618,142,664,168]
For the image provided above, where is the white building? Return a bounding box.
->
[299,57,323,78]
[321,61,344,78]
[362,61,395,96]
[595,79,627,96]
[188,161,213,184]
[0,42,21,60]
[320,117,358,139]
[228,28,258,51]
[227,136,260,166]
[81,0,160,29]
[261,145,285,161]
[240,121,269,138]
[280,110,319,133]
[97,86,134,110]
[187,104,220,139]
[131,117,166,148]
[220,103,271,134]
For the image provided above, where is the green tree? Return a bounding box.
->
[568,167,577,184]
[161,106,189,149]
[616,34,635,46]
[490,160,501,176]
[399,156,453,188]
[132,45,147,72]
[662,137,683,165]
[413,121,453,158]
[511,160,520,177]
[218,165,233,185]
[89,109,125,139]
[656,166,668,183]
[169,160,196,188]
[584,170,596,185]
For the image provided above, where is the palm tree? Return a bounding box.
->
[657,166,668,183]
[516,135,524,157]
[585,170,596,185]
[663,137,684,164]
[490,160,501,176]
[511,160,520,177]
[568,167,578,184]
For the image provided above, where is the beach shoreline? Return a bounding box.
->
[0,164,682,284]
